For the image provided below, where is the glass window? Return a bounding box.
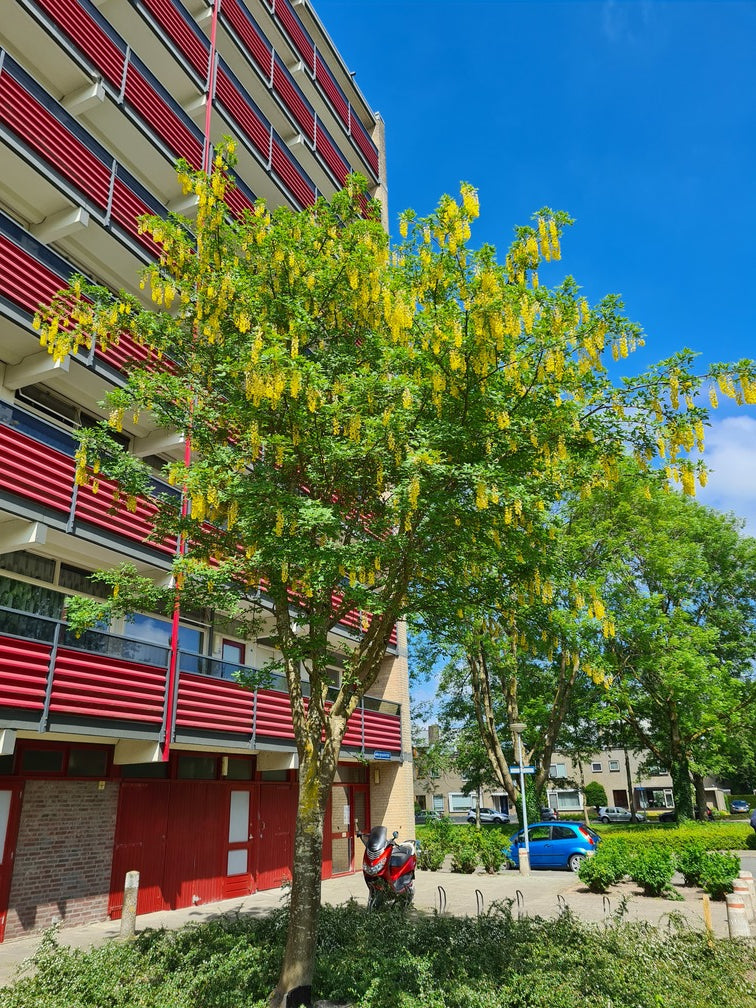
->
[128,613,203,653]
[226,758,253,781]
[21,748,64,774]
[0,756,13,775]
[67,749,108,777]
[550,763,566,778]
[0,551,55,583]
[432,794,444,813]
[0,575,64,618]
[59,564,110,599]
[552,825,575,840]
[609,760,620,772]
[529,825,551,842]
[556,790,582,810]
[177,756,217,780]
[259,769,288,781]
[119,762,169,779]
[591,762,603,772]
[448,793,471,813]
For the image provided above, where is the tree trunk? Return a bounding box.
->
[624,749,638,821]
[692,771,708,820]
[669,706,694,820]
[270,750,329,1008]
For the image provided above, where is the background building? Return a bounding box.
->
[0,0,411,943]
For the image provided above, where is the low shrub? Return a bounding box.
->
[450,843,478,873]
[477,828,508,873]
[699,851,740,900]
[578,840,630,893]
[4,903,756,1008]
[630,846,676,898]
[416,840,445,872]
[675,840,708,886]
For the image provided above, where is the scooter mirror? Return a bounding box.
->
[392,830,399,839]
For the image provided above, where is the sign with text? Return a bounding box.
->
[509,765,536,774]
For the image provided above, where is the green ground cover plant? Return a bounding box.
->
[2,903,755,1008]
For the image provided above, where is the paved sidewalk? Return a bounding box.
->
[0,862,745,988]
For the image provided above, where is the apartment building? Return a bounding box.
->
[0,0,412,943]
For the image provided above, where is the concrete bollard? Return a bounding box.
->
[518,849,531,876]
[725,892,751,939]
[739,871,756,913]
[118,870,140,941]
[733,878,754,922]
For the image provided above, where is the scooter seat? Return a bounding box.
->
[389,843,414,867]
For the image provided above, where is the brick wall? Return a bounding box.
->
[5,780,118,940]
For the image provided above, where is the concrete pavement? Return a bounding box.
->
[1,857,752,988]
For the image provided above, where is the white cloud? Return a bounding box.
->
[698,415,756,536]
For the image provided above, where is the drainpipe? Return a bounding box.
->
[162,0,220,761]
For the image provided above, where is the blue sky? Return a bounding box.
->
[318,0,756,531]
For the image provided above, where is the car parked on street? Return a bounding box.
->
[414,810,443,825]
[731,800,751,814]
[507,821,600,872]
[597,806,647,824]
[466,807,510,824]
[539,806,558,821]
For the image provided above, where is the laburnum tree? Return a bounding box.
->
[34,145,753,1006]
[578,472,756,819]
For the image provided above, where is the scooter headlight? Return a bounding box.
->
[364,854,388,875]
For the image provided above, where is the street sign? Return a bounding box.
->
[373,751,391,760]
[509,765,536,774]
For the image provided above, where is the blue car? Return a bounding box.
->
[731,800,750,814]
[507,821,600,872]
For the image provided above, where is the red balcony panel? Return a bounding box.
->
[110,177,163,257]
[30,0,126,86]
[93,328,167,375]
[175,672,255,733]
[222,0,272,76]
[362,709,401,751]
[272,58,314,140]
[342,709,363,747]
[50,647,166,721]
[271,139,316,208]
[224,184,256,219]
[216,71,271,159]
[75,477,176,555]
[123,65,203,168]
[314,60,348,124]
[275,0,314,69]
[315,129,349,187]
[0,71,111,208]
[349,114,379,177]
[255,688,295,739]
[0,234,67,314]
[0,637,50,711]
[138,0,210,78]
[0,425,75,513]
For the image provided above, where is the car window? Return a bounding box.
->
[552,825,575,840]
[528,825,551,842]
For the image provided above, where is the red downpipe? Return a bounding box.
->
[162,0,220,761]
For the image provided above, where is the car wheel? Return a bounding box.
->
[493,816,503,824]
[600,816,610,824]
[568,853,585,872]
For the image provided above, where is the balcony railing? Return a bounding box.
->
[0,607,402,754]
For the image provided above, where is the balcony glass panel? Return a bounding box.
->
[0,608,58,644]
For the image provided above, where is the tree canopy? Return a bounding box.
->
[34,145,755,1004]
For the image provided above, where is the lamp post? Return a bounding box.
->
[511,721,530,876]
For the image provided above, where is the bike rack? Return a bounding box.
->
[515,889,524,918]
[475,889,484,916]
[437,885,447,914]
[556,893,567,912]
[603,895,612,916]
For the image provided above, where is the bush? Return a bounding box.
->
[4,903,756,1008]
[578,840,630,893]
[699,851,740,900]
[630,846,676,897]
[450,843,478,873]
[416,840,445,872]
[584,781,608,809]
[477,828,508,873]
[675,840,708,886]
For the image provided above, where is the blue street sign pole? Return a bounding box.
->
[510,722,529,872]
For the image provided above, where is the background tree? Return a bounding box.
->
[583,781,608,809]
[582,473,756,819]
[36,146,752,1005]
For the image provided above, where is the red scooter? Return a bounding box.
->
[358,825,416,910]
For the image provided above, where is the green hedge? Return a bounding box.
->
[592,820,750,853]
[2,903,755,1008]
